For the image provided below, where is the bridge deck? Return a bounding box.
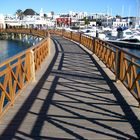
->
[0,36,140,139]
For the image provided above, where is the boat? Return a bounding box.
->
[118,29,140,43]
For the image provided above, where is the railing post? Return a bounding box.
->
[138,103,140,108]
[70,31,72,40]
[62,30,64,37]
[92,37,96,54]
[47,33,51,55]
[29,50,36,82]
[115,49,124,81]
[79,33,81,44]
[138,87,140,108]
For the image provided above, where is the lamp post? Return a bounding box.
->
[95,13,98,37]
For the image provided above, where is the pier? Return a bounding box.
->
[0,29,140,139]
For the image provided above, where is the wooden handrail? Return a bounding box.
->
[0,28,48,38]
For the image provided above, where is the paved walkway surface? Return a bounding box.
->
[0,36,140,139]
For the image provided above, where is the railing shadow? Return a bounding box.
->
[0,35,140,139]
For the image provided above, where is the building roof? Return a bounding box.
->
[23,9,38,16]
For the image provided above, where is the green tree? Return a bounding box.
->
[51,11,54,19]
[116,15,121,18]
[129,21,133,26]
[96,19,102,26]
[83,17,90,26]
[15,9,24,20]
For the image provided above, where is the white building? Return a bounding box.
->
[40,8,44,18]
[69,11,87,20]
[101,16,113,27]
[88,13,107,20]
[112,18,129,27]
[0,14,5,28]
[77,12,87,20]
[5,8,55,29]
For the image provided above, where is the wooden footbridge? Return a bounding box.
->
[0,28,140,139]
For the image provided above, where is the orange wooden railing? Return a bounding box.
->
[50,29,140,107]
[33,39,49,71]
[0,28,48,37]
[0,50,31,116]
[0,29,49,117]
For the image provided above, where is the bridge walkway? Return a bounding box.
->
[0,35,140,139]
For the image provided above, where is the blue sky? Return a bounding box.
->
[0,0,137,16]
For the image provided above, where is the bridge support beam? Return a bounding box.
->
[25,34,28,41]
[19,33,22,40]
[5,33,9,40]
[11,33,15,40]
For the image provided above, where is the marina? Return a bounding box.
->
[61,25,140,50]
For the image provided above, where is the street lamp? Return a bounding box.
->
[95,13,98,37]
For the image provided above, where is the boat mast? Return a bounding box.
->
[136,0,140,26]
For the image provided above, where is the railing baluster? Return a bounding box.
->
[29,50,36,82]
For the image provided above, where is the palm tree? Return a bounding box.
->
[83,17,90,26]
[44,14,47,19]
[51,11,54,19]
[116,15,122,19]
[15,9,24,20]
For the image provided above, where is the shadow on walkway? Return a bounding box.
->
[0,36,140,140]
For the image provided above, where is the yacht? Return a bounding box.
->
[118,29,140,42]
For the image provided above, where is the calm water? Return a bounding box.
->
[0,40,32,63]
[0,40,140,64]
[123,48,140,65]
[123,47,140,56]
